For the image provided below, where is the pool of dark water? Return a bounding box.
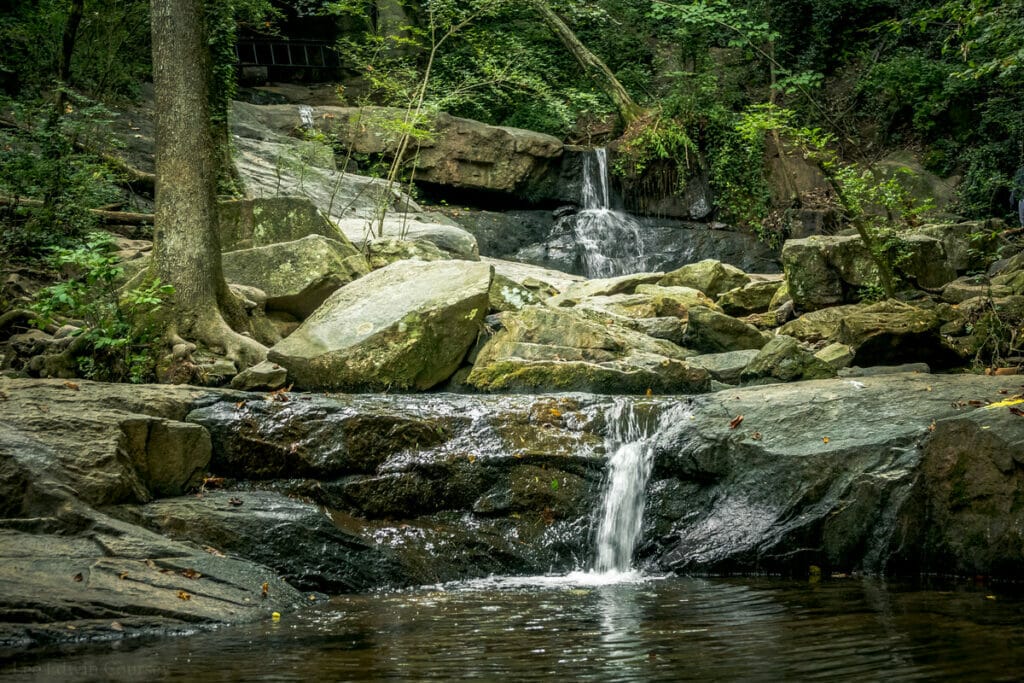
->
[4,574,1024,682]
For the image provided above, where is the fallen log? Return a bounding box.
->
[0,196,153,224]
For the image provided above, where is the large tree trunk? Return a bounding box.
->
[150,0,265,368]
[529,0,643,127]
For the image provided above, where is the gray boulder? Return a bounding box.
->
[268,259,492,391]
[687,350,761,385]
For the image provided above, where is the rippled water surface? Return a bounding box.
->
[5,575,1024,682]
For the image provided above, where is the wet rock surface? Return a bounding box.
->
[642,373,1024,578]
[4,373,1024,653]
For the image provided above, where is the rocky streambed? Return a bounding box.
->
[2,373,1023,654]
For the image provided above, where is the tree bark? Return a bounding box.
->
[150,0,264,367]
[56,0,85,113]
[529,0,643,126]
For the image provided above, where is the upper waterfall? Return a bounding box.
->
[566,148,648,279]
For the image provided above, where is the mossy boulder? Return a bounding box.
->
[658,259,750,299]
[467,306,709,394]
[718,280,785,316]
[633,284,721,315]
[489,273,543,312]
[547,272,665,307]
[781,300,957,367]
[740,335,837,384]
[221,235,370,318]
[268,260,492,391]
[682,305,770,353]
[781,236,875,311]
[218,196,346,251]
[364,237,448,269]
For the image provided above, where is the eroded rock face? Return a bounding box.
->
[239,104,564,196]
[268,260,492,391]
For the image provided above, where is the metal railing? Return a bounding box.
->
[235,39,340,69]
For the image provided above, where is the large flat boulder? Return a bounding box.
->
[221,235,370,318]
[335,216,479,261]
[467,305,709,394]
[268,260,492,391]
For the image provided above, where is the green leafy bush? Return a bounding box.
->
[30,232,173,383]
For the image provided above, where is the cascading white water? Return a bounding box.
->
[572,149,647,278]
[591,398,672,575]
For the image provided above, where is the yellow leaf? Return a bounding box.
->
[822,437,830,444]
[272,611,281,621]
[177,591,191,601]
[986,396,1024,409]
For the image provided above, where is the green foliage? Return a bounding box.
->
[0,0,151,100]
[30,232,173,383]
[0,94,121,259]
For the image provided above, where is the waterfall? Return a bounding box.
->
[570,149,647,278]
[591,398,671,575]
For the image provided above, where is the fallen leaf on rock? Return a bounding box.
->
[228,497,244,507]
[63,381,79,391]
[751,431,762,441]
[110,621,123,631]
[987,396,1024,409]
[181,568,201,580]
[202,546,225,557]
[261,582,269,599]
[72,573,83,582]
[729,415,744,429]
[928,420,936,432]
[1010,407,1024,417]
[235,400,247,409]
[968,399,987,407]
[177,591,191,601]
[823,437,830,444]
[118,572,129,580]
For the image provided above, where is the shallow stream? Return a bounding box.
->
[5,575,1023,682]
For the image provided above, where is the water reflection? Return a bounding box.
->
[4,577,1024,682]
